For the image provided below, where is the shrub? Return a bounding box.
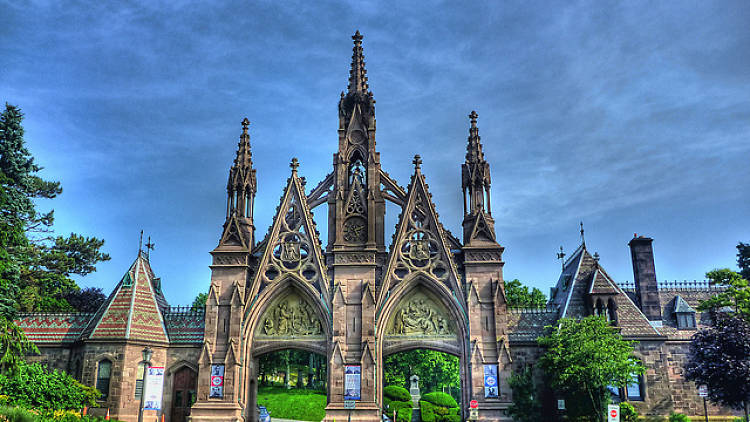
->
[420,401,436,422]
[620,402,639,422]
[0,362,100,410]
[396,406,412,422]
[420,392,458,409]
[384,385,411,402]
[668,412,691,422]
[385,400,412,418]
[0,406,39,422]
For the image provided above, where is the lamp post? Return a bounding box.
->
[138,347,153,422]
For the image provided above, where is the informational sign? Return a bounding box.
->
[209,364,225,398]
[698,385,708,397]
[344,365,361,401]
[344,400,356,410]
[469,409,479,420]
[483,365,498,398]
[469,400,478,409]
[557,399,566,410]
[607,404,620,422]
[143,366,164,410]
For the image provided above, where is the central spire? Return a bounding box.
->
[347,30,369,95]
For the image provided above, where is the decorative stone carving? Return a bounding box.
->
[387,292,454,336]
[212,254,246,266]
[464,251,503,263]
[334,252,375,265]
[343,217,367,243]
[257,292,323,337]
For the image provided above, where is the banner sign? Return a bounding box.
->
[483,365,498,398]
[344,365,361,401]
[209,364,225,398]
[698,385,708,397]
[143,367,164,410]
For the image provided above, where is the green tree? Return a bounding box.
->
[738,242,750,283]
[538,316,644,422]
[0,360,99,409]
[504,279,546,308]
[384,349,460,399]
[0,104,110,314]
[699,268,750,322]
[507,366,542,422]
[191,292,208,311]
[0,317,38,375]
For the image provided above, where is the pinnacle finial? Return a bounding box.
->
[580,221,586,246]
[290,157,299,173]
[241,118,250,134]
[557,245,566,270]
[347,31,369,94]
[413,154,422,170]
[469,110,478,128]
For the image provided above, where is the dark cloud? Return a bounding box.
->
[2,0,748,303]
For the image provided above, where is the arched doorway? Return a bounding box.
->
[254,348,328,421]
[171,366,197,422]
[241,278,332,422]
[376,276,470,420]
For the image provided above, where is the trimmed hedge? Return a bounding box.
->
[384,385,411,402]
[384,399,412,419]
[396,407,412,422]
[420,400,460,422]
[669,413,691,422]
[421,392,458,409]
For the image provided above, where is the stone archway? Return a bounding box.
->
[240,276,332,422]
[376,275,471,420]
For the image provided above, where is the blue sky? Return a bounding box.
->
[2,0,749,305]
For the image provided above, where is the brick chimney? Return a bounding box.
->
[628,235,663,321]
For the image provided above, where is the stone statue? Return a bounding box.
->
[390,296,453,336]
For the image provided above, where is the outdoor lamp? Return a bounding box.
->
[142,346,153,363]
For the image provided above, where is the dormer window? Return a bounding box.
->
[673,295,696,329]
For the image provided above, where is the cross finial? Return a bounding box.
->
[580,221,586,246]
[145,236,155,260]
[241,118,250,134]
[469,110,478,128]
[556,245,566,270]
[290,157,299,173]
[593,252,600,262]
[138,230,144,253]
[413,154,422,170]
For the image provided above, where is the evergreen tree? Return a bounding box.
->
[0,103,110,314]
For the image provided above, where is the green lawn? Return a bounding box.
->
[256,387,327,422]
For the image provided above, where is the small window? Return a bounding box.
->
[626,374,644,400]
[96,360,112,399]
[135,362,147,399]
[676,313,696,329]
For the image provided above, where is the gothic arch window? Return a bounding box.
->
[96,359,112,399]
[607,298,618,325]
[594,299,604,317]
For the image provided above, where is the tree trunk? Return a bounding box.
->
[285,353,291,389]
[744,400,748,422]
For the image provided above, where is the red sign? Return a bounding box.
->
[211,375,223,387]
[610,409,618,418]
[469,400,478,409]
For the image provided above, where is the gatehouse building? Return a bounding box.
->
[15,32,736,422]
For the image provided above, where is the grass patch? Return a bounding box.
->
[256,387,326,422]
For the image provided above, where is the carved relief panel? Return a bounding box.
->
[255,291,324,338]
[385,291,455,337]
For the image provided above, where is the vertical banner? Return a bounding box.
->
[143,367,165,410]
[344,365,361,400]
[483,365,498,398]
[209,364,225,398]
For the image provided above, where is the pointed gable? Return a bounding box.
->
[377,156,463,306]
[82,253,169,343]
[248,161,329,303]
[588,267,619,295]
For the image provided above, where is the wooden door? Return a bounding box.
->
[171,367,197,422]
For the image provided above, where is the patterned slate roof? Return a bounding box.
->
[655,288,719,340]
[673,295,695,313]
[548,245,661,338]
[507,307,558,343]
[163,308,206,343]
[15,313,94,344]
[82,252,169,343]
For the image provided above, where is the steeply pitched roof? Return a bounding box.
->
[164,309,205,344]
[673,295,696,313]
[549,245,661,337]
[15,313,94,344]
[81,252,169,343]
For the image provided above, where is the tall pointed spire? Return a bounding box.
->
[462,111,497,244]
[347,30,369,95]
[219,118,257,249]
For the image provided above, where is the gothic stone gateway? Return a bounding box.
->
[15,32,740,422]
